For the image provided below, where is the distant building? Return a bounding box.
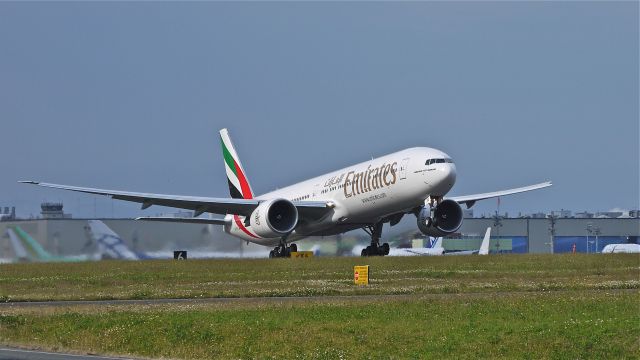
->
[550,209,572,218]
[595,211,623,219]
[0,206,16,221]
[574,211,594,218]
[40,203,72,219]
[462,209,473,218]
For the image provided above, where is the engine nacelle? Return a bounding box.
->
[249,199,298,238]
[416,199,464,237]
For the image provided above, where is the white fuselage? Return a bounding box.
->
[224,147,457,246]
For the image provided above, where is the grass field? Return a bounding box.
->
[0,254,638,359]
[0,254,637,301]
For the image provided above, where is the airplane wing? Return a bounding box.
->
[447,181,552,209]
[19,181,332,220]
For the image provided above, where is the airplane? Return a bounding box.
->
[5,228,30,262]
[86,220,269,259]
[7,226,93,262]
[385,237,445,256]
[601,243,640,254]
[86,220,149,260]
[21,128,551,258]
[387,227,492,256]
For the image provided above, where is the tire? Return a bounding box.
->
[290,243,298,253]
[269,250,274,258]
[361,248,367,257]
[382,243,390,255]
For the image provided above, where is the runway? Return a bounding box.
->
[0,348,132,360]
[1,289,634,309]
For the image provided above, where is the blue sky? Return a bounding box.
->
[1,2,637,219]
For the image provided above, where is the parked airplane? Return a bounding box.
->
[386,237,445,256]
[21,129,551,258]
[7,226,93,262]
[601,243,640,254]
[388,227,492,256]
[86,220,148,260]
[86,220,268,259]
[5,228,30,262]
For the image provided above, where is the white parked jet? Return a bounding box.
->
[388,227,492,256]
[601,243,640,254]
[21,129,551,258]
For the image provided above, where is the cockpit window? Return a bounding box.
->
[426,158,453,165]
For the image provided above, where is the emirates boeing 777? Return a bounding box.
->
[21,129,551,258]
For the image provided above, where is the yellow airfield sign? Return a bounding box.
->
[354,265,369,285]
[290,251,314,258]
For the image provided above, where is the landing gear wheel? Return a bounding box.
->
[290,243,297,253]
[361,221,388,257]
[381,243,390,255]
[269,250,275,258]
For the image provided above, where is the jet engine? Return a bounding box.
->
[249,199,299,238]
[416,199,463,237]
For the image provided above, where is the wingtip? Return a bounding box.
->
[18,180,39,185]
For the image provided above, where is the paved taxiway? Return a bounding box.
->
[0,348,132,360]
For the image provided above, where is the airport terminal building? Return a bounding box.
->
[1,204,638,259]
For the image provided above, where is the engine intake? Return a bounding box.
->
[417,199,463,237]
[249,199,298,238]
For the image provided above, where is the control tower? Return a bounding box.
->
[40,203,71,219]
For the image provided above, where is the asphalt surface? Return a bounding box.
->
[0,292,523,309]
[1,289,633,309]
[0,348,133,360]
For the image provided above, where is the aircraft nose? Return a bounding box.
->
[440,163,456,188]
[429,163,457,196]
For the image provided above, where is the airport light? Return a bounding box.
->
[493,212,503,252]
[547,215,558,254]
[593,226,601,253]
[586,223,593,254]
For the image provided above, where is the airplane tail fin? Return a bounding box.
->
[478,227,491,255]
[87,220,140,260]
[6,229,30,261]
[13,226,52,261]
[431,237,443,249]
[219,128,254,199]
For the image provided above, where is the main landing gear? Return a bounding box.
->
[361,222,390,257]
[269,242,297,258]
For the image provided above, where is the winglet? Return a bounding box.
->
[18,180,39,185]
